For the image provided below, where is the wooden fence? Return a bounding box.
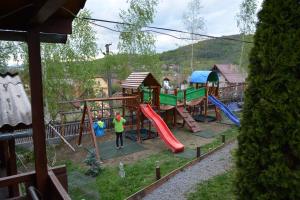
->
[15,114,141,145]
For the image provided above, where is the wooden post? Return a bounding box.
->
[196,146,201,158]
[156,167,161,180]
[136,110,141,142]
[27,29,48,196]
[221,134,225,143]
[101,101,104,118]
[183,90,187,108]
[78,103,87,146]
[8,139,19,197]
[205,83,208,122]
[60,113,65,136]
[86,106,100,161]
[122,88,126,117]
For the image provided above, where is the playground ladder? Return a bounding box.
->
[176,107,202,133]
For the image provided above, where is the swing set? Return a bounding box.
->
[73,96,140,160]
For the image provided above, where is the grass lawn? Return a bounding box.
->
[67,128,239,199]
[187,170,235,200]
[68,150,191,200]
[200,127,238,154]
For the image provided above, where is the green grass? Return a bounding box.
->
[200,127,239,154]
[69,150,191,200]
[187,170,235,200]
[65,127,239,199]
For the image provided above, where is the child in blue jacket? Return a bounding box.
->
[93,115,106,137]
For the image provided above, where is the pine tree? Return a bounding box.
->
[235,0,300,199]
[84,149,102,177]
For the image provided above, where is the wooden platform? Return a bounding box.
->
[176,107,201,133]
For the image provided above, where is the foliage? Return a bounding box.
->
[160,34,253,72]
[236,0,258,35]
[15,146,34,169]
[182,0,205,71]
[0,41,22,73]
[235,0,300,199]
[117,0,162,80]
[84,149,102,177]
[188,170,235,200]
[117,0,158,55]
[40,9,98,118]
[236,0,257,70]
[182,0,205,36]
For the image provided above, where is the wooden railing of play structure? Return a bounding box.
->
[123,94,140,109]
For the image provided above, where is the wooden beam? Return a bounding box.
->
[31,0,68,24]
[60,96,139,104]
[27,29,48,196]
[0,171,35,188]
[0,30,67,43]
[48,170,71,200]
[77,103,87,146]
[0,166,66,187]
[86,106,100,161]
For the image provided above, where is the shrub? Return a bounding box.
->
[235,0,300,199]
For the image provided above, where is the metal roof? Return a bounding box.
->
[190,71,219,84]
[0,73,32,132]
[121,72,161,89]
[213,64,247,83]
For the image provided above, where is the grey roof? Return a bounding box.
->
[0,73,32,131]
[213,64,247,83]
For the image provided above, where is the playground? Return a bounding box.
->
[33,70,242,199]
[50,70,241,162]
[12,70,242,199]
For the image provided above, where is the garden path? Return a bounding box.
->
[143,142,236,200]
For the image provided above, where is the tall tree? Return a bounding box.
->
[236,0,257,70]
[182,0,205,71]
[40,9,98,118]
[235,0,300,199]
[117,0,161,79]
[118,0,158,54]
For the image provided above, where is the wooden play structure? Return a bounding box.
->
[76,72,186,159]
[189,70,222,121]
[152,71,221,133]
[75,72,163,160]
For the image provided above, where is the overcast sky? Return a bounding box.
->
[84,0,263,56]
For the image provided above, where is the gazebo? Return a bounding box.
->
[0,1,86,199]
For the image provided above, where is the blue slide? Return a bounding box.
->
[208,95,240,126]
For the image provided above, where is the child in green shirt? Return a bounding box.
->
[112,112,126,149]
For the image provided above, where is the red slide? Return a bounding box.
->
[140,104,184,153]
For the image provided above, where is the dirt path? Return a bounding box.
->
[143,142,236,200]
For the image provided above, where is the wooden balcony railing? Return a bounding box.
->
[0,165,69,200]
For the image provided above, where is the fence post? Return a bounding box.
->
[196,146,201,158]
[221,134,225,143]
[155,161,161,180]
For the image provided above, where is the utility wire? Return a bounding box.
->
[87,20,198,41]
[61,7,253,44]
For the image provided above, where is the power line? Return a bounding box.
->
[61,7,253,44]
[87,20,198,41]
[81,17,253,44]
